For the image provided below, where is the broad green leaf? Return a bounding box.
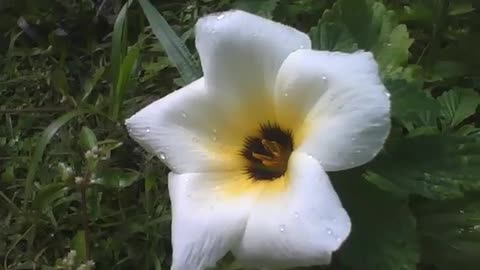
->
[309,9,358,52]
[138,0,201,83]
[310,0,412,70]
[367,135,480,200]
[234,0,279,18]
[72,230,87,262]
[414,197,480,270]
[24,110,87,210]
[94,168,141,189]
[438,88,480,129]
[50,68,70,97]
[448,2,476,15]
[333,172,419,270]
[32,183,66,213]
[82,66,106,102]
[79,126,97,151]
[385,77,441,129]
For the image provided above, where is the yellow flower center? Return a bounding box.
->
[241,123,294,180]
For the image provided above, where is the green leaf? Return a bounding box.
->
[333,172,419,270]
[111,45,140,120]
[414,197,480,270]
[79,126,97,151]
[50,68,71,97]
[72,230,87,262]
[385,77,441,128]
[138,0,201,83]
[310,0,412,70]
[111,0,132,97]
[309,9,358,52]
[94,168,141,189]
[82,66,105,102]
[438,88,480,128]
[24,110,87,210]
[32,183,66,213]
[233,0,279,18]
[367,135,480,200]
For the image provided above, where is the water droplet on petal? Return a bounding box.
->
[294,212,300,219]
[283,92,289,97]
[212,128,217,133]
[181,111,187,118]
[279,224,286,232]
[146,128,151,133]
[159,152,167,161]
[326,228,333,235]
[216,14,225,20]
[192,137,199,143]
[212,136,217,142]
[385,92,391,97]
[335,236,342,242]
[299,44,305,49]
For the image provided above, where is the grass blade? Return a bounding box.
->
[112,45,140,120]
[138,0,201,83]
[23,110,87,210]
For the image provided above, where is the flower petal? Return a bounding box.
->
[169,171,260,270]
[195,10,311,125]
[126,78,244,173]
[233,151,351,269]
[274,50,391,171]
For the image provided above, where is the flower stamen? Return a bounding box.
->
[241,123,294,180]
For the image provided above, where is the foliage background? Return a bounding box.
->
[0,0,479,269]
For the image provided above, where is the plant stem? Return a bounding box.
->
[80,172,91,261]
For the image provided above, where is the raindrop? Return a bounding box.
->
[50,233,54,237]
[216,14,225,20]
[146,128,151,133]
[335,236,342,242]
[326,228,333,235]
[214,185,221,191]
[212,128,217,133]
[283,92,289,97]
[299,45,305,49]
[355,149,362,153]
[473,225,480,230]
[159,152,167,161]
[181,111,187,118]
[212,136,217,142]
[386,43,392,47]
[279,224,286,232]
[459,209,465,214]
[351,137,357,142]
[294,212,300,219]
[385,92,391,98]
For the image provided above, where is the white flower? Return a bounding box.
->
[126,10,390,270]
